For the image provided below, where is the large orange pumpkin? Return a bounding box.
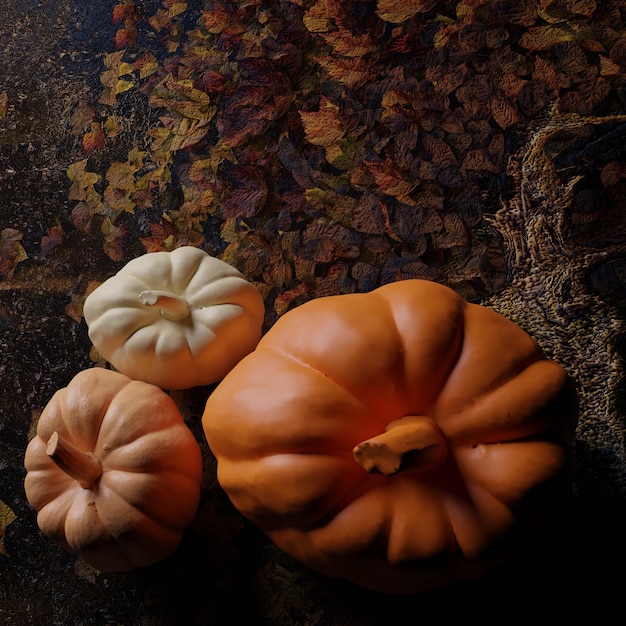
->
[202,279,578,594]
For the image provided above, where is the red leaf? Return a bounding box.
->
[274,283,309,316]
[219,164,268,219]
[112,1,142,25]
[82,122,105,155]
[38,225,63,260]
[114,24,138,50]
[364,158,417,205]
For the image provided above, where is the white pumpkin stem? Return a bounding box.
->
[353,415,447,476]
[139,289,191,321]
[46,431,103,489]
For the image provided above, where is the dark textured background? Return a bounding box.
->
[1,1,625,623]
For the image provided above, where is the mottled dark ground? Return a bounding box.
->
[1,1,626,624]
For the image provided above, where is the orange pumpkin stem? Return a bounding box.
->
[353,415,447,476]
[139,290,191,321]
[46,431,103,489]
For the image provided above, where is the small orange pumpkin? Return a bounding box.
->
[24,368,203,572]
[202,279,578,594]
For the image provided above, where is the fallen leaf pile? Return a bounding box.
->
[6,0,624,326]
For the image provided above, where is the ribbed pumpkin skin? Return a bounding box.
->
[202,279,578,594]
[83,246,265,390]
[24,368,203,572]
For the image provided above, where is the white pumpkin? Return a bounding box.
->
[83,246,265,390]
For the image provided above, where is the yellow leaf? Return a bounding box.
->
[103,50,125,70]
[0,500,17,557]
[115,79,134,94]
[118,61,135,76]
[104,115,122,137]
[169,2,187,17]
[376,0,437,23]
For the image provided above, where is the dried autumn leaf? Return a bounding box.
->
[600,55,622,76]
[350,193,387,234]
[319,29,378,57]
[112,0,142,25]
[103,115,123,137]
[519,24,578,51]
[0,228,27,279]
[303,0,335,33]
[0,500,17,557]
[133,51,159,78]
[316,54,376,89]
[274,282,309,316]
[71,188,106,233]
[376,0,438,23]
[140,220,178,252]
[303,218,361,262]
[490,94,520,129]
[0,91,7,118]
[564,0,596,17]
[115,24,138,50]
[101,218,128,261]
[67,159,101,201]
[38,225,63,260]
[82,122,105,155]
[364,158,417,205]
[106,160,138,190]
[299,96,344,148]
[69,100,95,136]
[219,164,268,219]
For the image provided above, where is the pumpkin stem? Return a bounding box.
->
[46,431,103,489]
[352,415,447,476]
[139,289,191,322]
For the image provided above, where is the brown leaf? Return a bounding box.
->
[519,24,578,51]
[490,94,520,129]
[350,193,386,234]
[82,122,105,155]
[303,218,360,262]
[315,54,376,89]
[564,0,596,17]
[299,96,344,148]
[0,228,27,279]
[69,100,95,136]
[364,158,417,205]
[101,218,128,261]
[274,282,309,316]
[376,0,438,23]
[219,164,268,219]
[140,220,178,252]
[38,225,63,260]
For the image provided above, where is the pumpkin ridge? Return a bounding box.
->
[172,247,203,291]
[259,344,396,427]
[95,477,190,537]
[375,286,467,415]
[188,275,251,306]
[102,470,200,531]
